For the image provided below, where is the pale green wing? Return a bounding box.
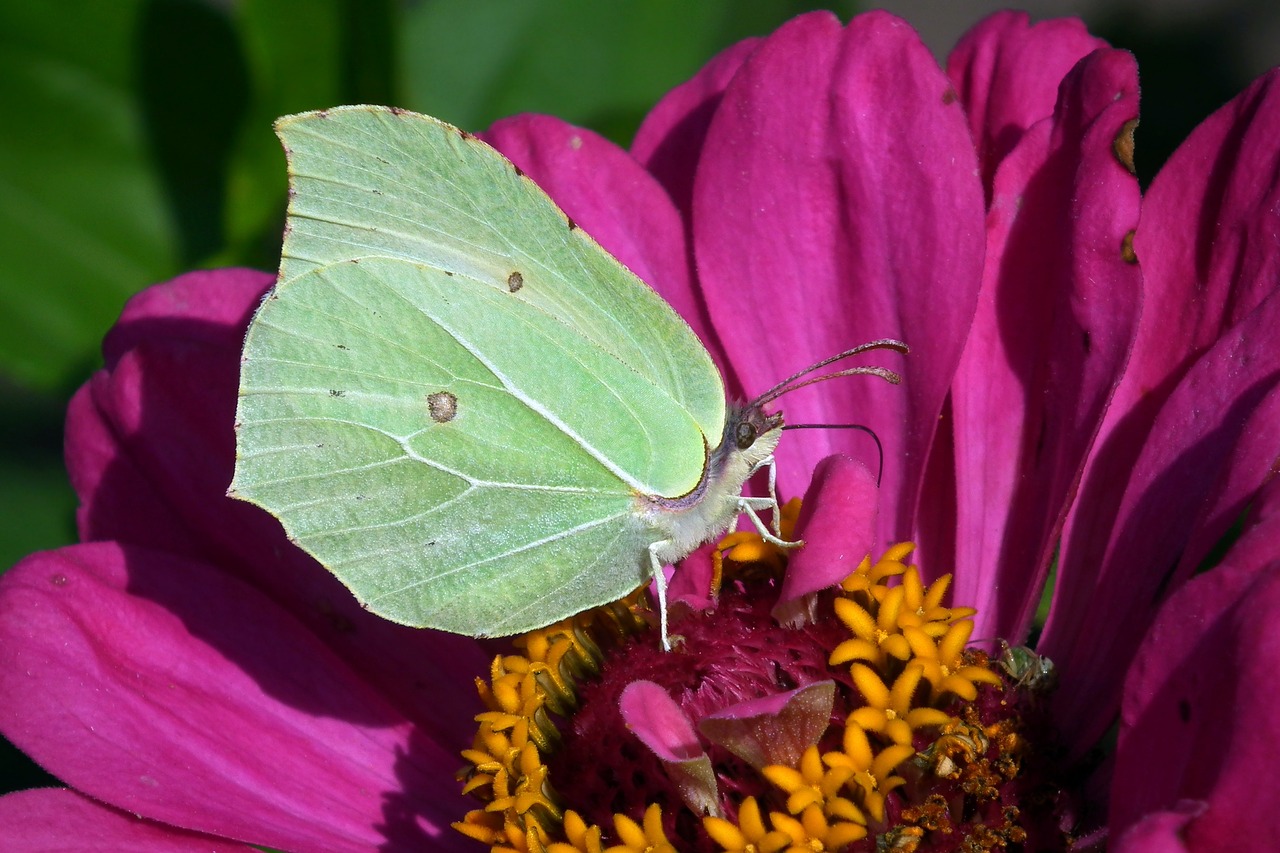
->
[233,258,689,634]
[275,105,725,472]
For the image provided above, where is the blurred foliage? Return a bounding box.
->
[0,0,1267,803]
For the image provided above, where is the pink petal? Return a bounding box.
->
[1109,557,1280,846]
[1049,70,1280,750]
[1060,70,1280,676]
[950,48,1141,643]
[698,681,835,770]
[66,271,487,743]
[665,542,718,614]
[68,268,273,555]
[1114,69,1280,429]
[690,11,985,558]
[619,680,702,763]
[0,788,253,852]
[100,268,275,367]
[1044,287,1280,753]
[1209,470,1280,577]
[0,543,473,852]
[618,680,719,817]
[1112,803,1202,853]
[776,455,878,617]
[947,11,1108,196]
[631,37,760,217]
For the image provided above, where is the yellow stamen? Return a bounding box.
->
[607,803,676,853]
[458,535,1050,852]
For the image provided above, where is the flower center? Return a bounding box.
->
[454,516,1075,852]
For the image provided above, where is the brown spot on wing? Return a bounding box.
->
[428,391,459,423]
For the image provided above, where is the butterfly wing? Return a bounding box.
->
[234,107,736,634]
[275,105,725,473]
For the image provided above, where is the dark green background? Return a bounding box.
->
[0,0,1268,804]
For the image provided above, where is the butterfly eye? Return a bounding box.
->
[735,420,758,450]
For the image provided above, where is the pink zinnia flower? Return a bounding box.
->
[3,9,1278,851]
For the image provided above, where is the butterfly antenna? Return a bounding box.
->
[749,339,909,408]
[782,422,886,485]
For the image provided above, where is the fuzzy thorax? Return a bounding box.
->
[638,401,784,565]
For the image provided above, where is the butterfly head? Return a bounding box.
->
[724,402,784,471]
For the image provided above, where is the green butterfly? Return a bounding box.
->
[230,106,902,647]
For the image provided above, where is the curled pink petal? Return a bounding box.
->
[619,680,702,762]
[1114,69,1280,426]
[665,542,718,614]
[698,681,835,770]
[619,680,719,817]
[776,455,878,618]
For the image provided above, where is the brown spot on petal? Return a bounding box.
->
[428,391,458,423]
[942,88,957,105]
[507,271,524,292]
[1121,230,1138,264]
[1113,118,1138,175]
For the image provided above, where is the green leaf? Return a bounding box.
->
[220,0,403,270]
[0,381,75,573]
[0,1,178,390]
[400,0,857,140]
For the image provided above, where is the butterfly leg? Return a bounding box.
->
[648,543,674,651]
[737,496,804,550]
[744,455,784,536]
[765,455,782,536]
